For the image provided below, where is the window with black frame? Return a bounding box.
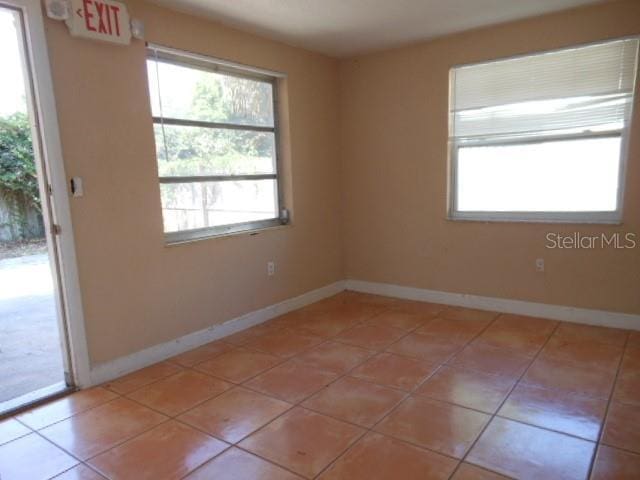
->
[146,45,286,242]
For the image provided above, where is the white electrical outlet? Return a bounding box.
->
[536,258,545,272]
[267,261,275,276]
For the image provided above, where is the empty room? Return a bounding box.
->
[0,0,639,478]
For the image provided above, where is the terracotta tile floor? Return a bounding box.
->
[1,291,638,479]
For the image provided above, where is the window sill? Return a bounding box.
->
[447,212,623,225]
[164,222,292,247]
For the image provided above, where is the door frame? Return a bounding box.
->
[1,0,91,389]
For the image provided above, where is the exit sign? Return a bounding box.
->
[66,0,132,45]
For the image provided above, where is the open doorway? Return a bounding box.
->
[0,3,74,412]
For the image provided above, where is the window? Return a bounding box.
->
[146,45,287,242]
[449,38,639,223]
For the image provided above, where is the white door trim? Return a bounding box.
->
[3,0,91,387]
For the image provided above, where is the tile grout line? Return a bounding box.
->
[50,305,390,480]
[0,430,32,447]
[101,364,187,396]
[30,414,174,477]
[84,417,176,464]
[9,417,36,435]
[193,304,397,380]
[46,460,105,480]
[228,307,404,478]
[170,415,304,480]
[174,301,403,479]
[310,308,502,479]
[16,394,136,465]
[205,303,432,477]
[10,392,131,480]
[34,323,617,476]
[4,310,508,480]
[12,387,125,432]
[54,318,624,479]
[367,311,509,479]
[585,329,632,480]
[586,441,640,458]
[181,444,306,480]
[312,308,494,477]
[111,299,430,408]
[84,315,640,477]
[243,301,430,393]
[33,384,224,478]
[400,311,501,394]
[491,413,602,444]
[181,348,290,388]
[7,299,628,480]
[17,430,84,479]
[237,310,429,404]
[445,319,563,480]
[175,298,412,479]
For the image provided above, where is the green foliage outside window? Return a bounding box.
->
[157,71,275,228]
[0,112,41,240]
[157,74,274,178]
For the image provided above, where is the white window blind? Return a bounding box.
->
[449,38,639,223]
[451,39,639,141]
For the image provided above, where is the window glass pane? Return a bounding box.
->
[160,180,278,232]
[0,9,27,116]
[456,137,621,212]
[147,59,274,127]
[155,125,276,176]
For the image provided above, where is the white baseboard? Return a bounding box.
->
[89,277,639,387]
[89,280,346,386]
[346,279,640,331]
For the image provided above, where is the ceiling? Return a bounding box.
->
[149,0,606,57]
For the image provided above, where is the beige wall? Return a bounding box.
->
[339,0,640,315]
[44,0,343,364]
[44,0,640,367]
